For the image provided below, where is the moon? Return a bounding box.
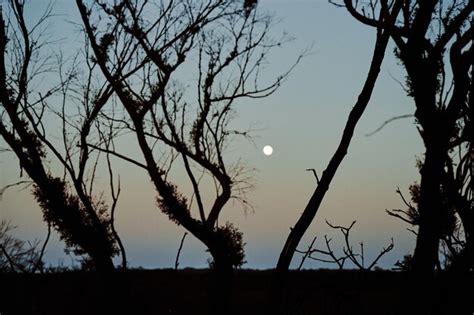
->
[263,145,273,156]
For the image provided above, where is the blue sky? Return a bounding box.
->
[0,0,423,270]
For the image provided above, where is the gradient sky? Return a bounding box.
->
[0,0,423,270]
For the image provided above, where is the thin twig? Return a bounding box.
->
[0,181,32,200]
[297,236,317,270]
[306,168,320,184]
[365,114,414,137]
[0,243,27,273]
[35,222,51,273]
[175,232,188,270]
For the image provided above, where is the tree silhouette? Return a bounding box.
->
[75,0,295,312]
[343,0,473,274]
[388,120,473,272]
[0,0,125,272]
[277,0,403,274]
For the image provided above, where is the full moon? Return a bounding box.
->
[263,145,273,156]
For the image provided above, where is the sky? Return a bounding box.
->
[0,0,423,270]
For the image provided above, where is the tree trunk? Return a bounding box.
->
[207,249,234,315]
[412,143,446,273]
[272,16,400,313]
[90,249,116,273]
[276,13,396,274]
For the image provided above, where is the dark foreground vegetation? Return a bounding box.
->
[1,269,472,315]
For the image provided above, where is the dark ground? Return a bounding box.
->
[0,269,472,315]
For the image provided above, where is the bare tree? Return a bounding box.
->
[296,220,394,271]
[343,0,473,274]
[75,0,295,311]
[277,0,403,275]
[0,0,125,272]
